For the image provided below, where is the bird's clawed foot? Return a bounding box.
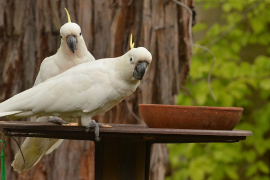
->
[85,120,112,142]
[48,116,69,125]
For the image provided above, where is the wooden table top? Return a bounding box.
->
[0,121,252,143]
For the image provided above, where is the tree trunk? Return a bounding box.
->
[0,0,194,179]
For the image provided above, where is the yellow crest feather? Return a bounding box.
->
[130,34,135,49]
[64,8,71,23]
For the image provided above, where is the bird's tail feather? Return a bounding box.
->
[45,139,63,154]
[12,137,62,173]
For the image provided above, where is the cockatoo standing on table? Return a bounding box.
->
[10,8,95,173]
[0,43,152,173]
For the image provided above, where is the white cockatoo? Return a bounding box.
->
[0,46,151,122]
[0,46,152,168]
[34,8,95,85]
[10,8,95,173]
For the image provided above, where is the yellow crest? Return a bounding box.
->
[64,8,71,23]
[130,34,135,49]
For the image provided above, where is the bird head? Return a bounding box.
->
[128,34,152,81]
[120,35,152,81]
[59,8,83,53]
[127,47,152,81]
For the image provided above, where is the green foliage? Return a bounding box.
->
[167,1,270,180]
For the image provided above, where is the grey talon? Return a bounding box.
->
[48,116,68,125]
[94,125,101,141]
[85,120,101,142]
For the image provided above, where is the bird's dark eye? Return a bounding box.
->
[80,32,82,36]
[60,36,62,39]
[130,57,133,61]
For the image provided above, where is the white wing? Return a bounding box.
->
[33,55,60,86]
[0,60,116,118]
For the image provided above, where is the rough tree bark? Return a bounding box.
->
[0,0,194,179]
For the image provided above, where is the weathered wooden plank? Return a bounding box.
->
[0,121,253,137]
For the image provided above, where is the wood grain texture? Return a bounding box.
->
[0,0,194,179]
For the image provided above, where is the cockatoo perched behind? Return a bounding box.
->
[10,8,95,173]
[34,8,95,85]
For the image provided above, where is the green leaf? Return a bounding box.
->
[225,166,239,180]
[244,150,256,163]
[189,161,205,180]
[222,3,232,12]
[250,19,264,33]
[193,23,207,33]
[245,164,257,178]
[260,79,270,90]
[257,161,269,174]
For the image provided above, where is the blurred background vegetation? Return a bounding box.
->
[166,0,270,180]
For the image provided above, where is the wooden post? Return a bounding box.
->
[95,137,151,180]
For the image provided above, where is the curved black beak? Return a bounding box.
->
[66,35,78,53]
[133,61,148,80]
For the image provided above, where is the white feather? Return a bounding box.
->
[0,111,21,117]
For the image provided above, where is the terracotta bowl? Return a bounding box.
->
[139,104,243,130]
